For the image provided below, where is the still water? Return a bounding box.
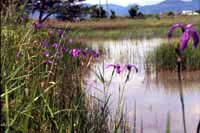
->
[85,38,200,133]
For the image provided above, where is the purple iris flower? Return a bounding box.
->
[70,48,80,57]
[58,29,64,37]
[90,50,99,58]
[61,46,67,53]
[168,23,199,51]
[56,51,62,57]
[42,41,48,47]
[43,51,50,57]
[123,64,138,82]
[52,43,60,49]
[33,21,41,30]
[106,64,138,74]
[106,64,123,74]
[124,64,138,73]
[81,48,88,57]
[167,23,185,38]
[81,49,99,58]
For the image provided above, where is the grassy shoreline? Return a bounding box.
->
[1,24,118,132]
[146,40,200,71]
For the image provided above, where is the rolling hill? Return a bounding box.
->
[100,0,200,16]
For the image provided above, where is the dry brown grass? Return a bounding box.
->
[42,15,200,40]
[45,15,200,30]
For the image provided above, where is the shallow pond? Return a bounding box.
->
[85,38,200,133]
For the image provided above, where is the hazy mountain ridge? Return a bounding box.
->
[99,0,200,16]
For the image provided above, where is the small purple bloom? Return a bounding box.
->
[81,48,89,56]
[58,29,64,37]
[106,64,123,74]
[168,23,199,52]
[56,52,62,57]
[93,52,99,58]
[115,65,122,74]
[42,41,48,47]
[44,60,53,64]
[124,64,138,72]
[90,50,99,58]
[52,43,60,49]
[61,46,67,53]
[33,21,41,30]
[123,64,138,82]
[43,51,50,57]
[70,48,80,57]
[81,49,99,58]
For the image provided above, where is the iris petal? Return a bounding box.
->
[116,67,122,74]
[185,24,193,29]
[179,30,190,51]
[189,28,200,49]
[106,64,115,69]
[124,64,138,72]
[106,64,122,74]
[70,48,80,57]
[168,23,185,38]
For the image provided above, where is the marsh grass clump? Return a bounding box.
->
[0,21,113,132]
[147,40,200,71]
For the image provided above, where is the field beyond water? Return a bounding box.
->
[46,16,200,40]
[1,14,200,132]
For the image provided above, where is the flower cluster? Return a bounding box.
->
[70,48,99,58]
[41,40,68,64]
[106,64,138,74]
[70,48,81,57]
[41,41,99,64]
[30,22,99,65]
[33,20,66,38]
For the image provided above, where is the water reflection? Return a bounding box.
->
[85,38,200,132]
[177,64,187,133]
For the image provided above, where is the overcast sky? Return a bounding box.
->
[83,0,192,6]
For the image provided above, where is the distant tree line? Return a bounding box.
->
[89,5,117,19]
[196,10,200,14]
[128,5,144,18]
[90,5,107,18]
[1,0,149,23]
[25,0,90,22]
[1,0,93,22]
